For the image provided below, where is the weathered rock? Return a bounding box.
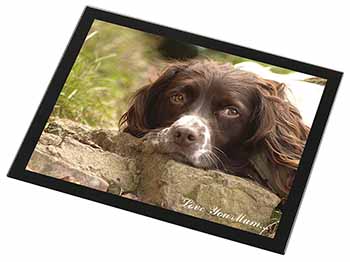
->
[27,147,110,192]
[27,118,281,235]
[138,155,280,232]
[27,132,139,194]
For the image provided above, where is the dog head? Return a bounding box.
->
[119,60,309,197]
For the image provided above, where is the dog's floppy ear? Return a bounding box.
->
[119,63,184,137]
[248,78,310,168]
[247,78,310,198]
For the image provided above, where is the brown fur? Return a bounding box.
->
[119,60,310,199]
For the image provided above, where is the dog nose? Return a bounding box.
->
[172,127,199,146]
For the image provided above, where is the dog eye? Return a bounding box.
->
[220,107,240,117]
[170,93,185,104]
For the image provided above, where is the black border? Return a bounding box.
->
[7,6,343,254]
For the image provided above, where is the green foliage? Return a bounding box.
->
[51,20,161,127]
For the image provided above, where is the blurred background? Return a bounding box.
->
[50,20,317,128]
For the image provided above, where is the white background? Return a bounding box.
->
[0,0,349,260]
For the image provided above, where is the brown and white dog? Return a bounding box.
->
[119,60,310,200]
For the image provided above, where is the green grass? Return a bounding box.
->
[51,20,163,128]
